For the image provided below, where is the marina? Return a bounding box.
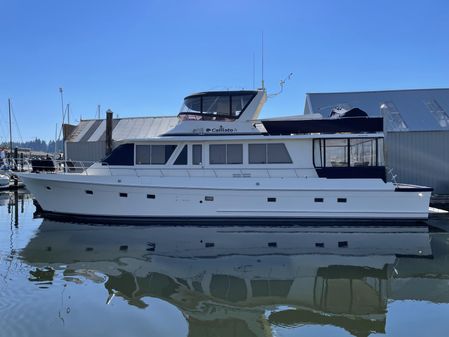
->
[1,1,448,336]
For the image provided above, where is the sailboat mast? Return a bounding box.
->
[8,98,13,157]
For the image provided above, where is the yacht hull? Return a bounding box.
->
[20,173,431,223]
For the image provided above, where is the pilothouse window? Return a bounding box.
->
[179,92,256,121]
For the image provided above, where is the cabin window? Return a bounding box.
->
[268,144,292,163]
[209,144,243,165]
[102,143,134,166]
[192,144,202,165]
[325,139,348,167]
[377,138,384,166]
[135,145,177,165]
[174,145,188,165]
[249,143,292,164]
[350,138,375,166]
[313,140,324,167]
[313,138,384,168]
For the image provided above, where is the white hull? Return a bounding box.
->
[20,173,431,221]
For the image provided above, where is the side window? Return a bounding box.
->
[377,138,384,166]
[174,145,188,165]
[103,143,135,166]
[249,143,292,164]
[136,145,176,165]
[313,139,323,167]
[267,143,292,163]
[325,139,348,167]
[136,145,151,165]
[350,138,375,166]
[314,138,384,168]
[209,144,243,164]
[192,144,202,165]
[249,144,266,164]
[209,144,226,164]
[227,144,243,164]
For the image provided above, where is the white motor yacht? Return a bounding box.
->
[19,89,432,223]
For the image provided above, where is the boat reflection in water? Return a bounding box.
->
[21,221,436,337]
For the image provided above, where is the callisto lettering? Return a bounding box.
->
[206,126,237,133]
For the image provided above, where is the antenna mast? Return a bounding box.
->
[252,52,255,89]
[261,32,265,90]
[8,98,13,157]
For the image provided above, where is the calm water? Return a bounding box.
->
[1,191,449,337]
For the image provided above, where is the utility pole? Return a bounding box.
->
[67,103,70,125]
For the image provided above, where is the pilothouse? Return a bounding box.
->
[19,89,432,223]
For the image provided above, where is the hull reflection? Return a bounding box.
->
[21,221,433,337]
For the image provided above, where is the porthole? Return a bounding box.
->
[267,197,277,202]
[119,193,128,198]
[147,194,156,199]
[46,186,51,190]
[205,196,214,202]
[337,198,347,203]
[314,198,324,203]
[85,190,93,195]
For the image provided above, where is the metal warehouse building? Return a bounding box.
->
[65,115,178,162]
[305,88,449,194]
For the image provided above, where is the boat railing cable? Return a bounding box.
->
[38,161,313,180]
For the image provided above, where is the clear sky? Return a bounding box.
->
[0,0,448,142]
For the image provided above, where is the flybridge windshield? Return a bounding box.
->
[179,91,256,121]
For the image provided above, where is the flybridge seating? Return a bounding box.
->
[178,91,257,122]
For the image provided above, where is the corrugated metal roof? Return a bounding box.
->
[305,88,449,131]
[67,116,179,142]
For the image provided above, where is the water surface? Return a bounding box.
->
[1,190,449,337]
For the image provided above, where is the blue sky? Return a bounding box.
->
[0,0,448,141]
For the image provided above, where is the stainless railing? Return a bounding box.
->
[23,158,312,179]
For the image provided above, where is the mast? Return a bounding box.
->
[261,32,265,90]
[8,98,13,158]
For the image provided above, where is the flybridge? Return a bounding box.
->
[163,89,266,136]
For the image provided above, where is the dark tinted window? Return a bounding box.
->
[192,144,202,165]
[174,145,188,165]
[102,144,134,166]
[202,96,230,116]
[231,95,254,116]
[135,145,176,165]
